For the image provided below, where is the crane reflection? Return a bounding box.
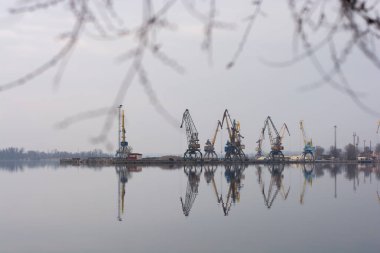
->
[220,164,246,216]
[180,165,202,216]
[261,163,290,209]
[300,163,315,205]
[115,166,141,221]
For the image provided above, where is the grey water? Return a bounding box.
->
[0,162,379,253]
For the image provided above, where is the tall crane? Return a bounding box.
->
[300,120,315,161]
[180,165,202,216]
[221,110,246,161]
[204,121,222,160]
[180,109,202,161]
[116,106,129,158]
[262,116,290,160]
[255,126,265,158]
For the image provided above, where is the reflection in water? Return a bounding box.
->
[346,164,360,192]
[115,166,142,221]
[300,163,315,205]
[2,164,380,252]
[220,164,246,216]
[0,160,60,172]
[261,164,290,209]
[180,165,202,216]
[204,165,222,205]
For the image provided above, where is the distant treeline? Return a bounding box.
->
[0,147,112,161]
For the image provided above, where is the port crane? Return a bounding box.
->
[180,109,202,161]
[255,127,265,158]
[204,121,222,160]
[116,106,129,158]
[300,120,315,161]
[180,165,202,216]
[221,110,246,162]
[261,164,290,209]
[262,116,290,161]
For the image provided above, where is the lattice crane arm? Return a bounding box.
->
[256,127,265,152]
[263,117,278,146]
[180,109,199,146]
[279,123,290,139]
[221,109,233,141]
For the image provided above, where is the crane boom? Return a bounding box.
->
[180,109,200,148]
[279,123,290,139]
[221,110,233,141]
[204,121,222,159]
[211,121,222,146]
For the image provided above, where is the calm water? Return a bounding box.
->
[0,162,379,253]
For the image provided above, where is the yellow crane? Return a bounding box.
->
[116,108,130,158]
[255,127,265,158]
[300,120,315,161]
[204,121,222,160]
[221,110,245,161]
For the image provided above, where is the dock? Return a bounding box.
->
[59,156,373,166]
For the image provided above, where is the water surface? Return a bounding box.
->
[0,162,379,253]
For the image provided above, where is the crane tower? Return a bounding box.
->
[300,120,315,161]
[180,109,203,161]
[221,110,246,162]
[116,105,129,158]
[204,120,222,160]
[262,116,290,161]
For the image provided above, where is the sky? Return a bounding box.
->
[0,0,380,155]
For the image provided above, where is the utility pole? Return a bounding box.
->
[353,132,356,153]
[118,105,122,154]
[334,125,337,157]
[356,136,359,152]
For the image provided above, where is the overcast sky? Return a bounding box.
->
[0,0,379,155]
